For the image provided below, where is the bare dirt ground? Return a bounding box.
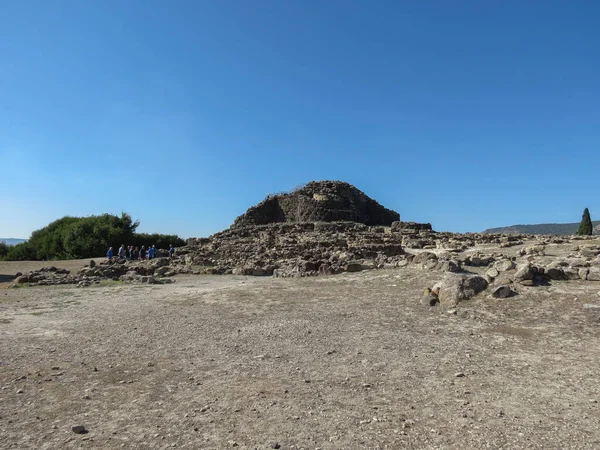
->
[2,257,600,448]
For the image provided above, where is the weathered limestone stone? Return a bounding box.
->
[432,274,488,307]
[492,285,515,299]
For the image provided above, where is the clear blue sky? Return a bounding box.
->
[1,1,599,239]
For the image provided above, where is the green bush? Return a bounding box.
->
[3,242,36,261]
[0,242,10,258]
[1,212,186,261]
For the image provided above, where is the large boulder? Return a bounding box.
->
[432,274,488,307]
[562,268,580,280]
[513,263,534,281]
[412,252,438,265]
[495,259,515,272]
[545,268,565,280]
[439,260,460,273]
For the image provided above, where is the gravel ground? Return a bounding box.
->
[2,268,600,449]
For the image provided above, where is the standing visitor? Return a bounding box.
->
[169,244,175,258]
[107,247,114,261]
[140,245,146,260]
[118,245,125,259]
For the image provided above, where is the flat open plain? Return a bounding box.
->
[2,261,600,449]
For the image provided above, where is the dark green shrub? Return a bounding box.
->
[577,208,593,236]
[4,242,37,261]
[1,212,185,260]
[131,233,186,250]
[0,242,9,259]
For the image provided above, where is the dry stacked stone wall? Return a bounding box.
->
[233,181,400,227]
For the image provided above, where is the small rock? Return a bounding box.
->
[71,425,87,434]
[485,268,499,278]
[491,285,515,299]
[16,389,24,394]
[495,260,515,272]
[454,372,465,378]
[268,443,281,449]
[421,294,439,307]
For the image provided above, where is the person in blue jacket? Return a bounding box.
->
[148,245,156,259]
[107,247,114,261]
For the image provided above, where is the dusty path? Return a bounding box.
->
[2,270,600,449]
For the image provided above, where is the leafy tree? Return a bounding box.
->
[577,208,593,236]
[2,212,184,261]
[3,242,36,261]
[0,242,9,259]
[131,233,186,250]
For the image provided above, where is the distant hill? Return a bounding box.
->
[0,238,26,246]
[483,221,600,236]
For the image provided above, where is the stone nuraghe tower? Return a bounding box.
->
[232,181,399,228]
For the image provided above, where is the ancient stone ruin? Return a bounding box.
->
[232,180,400,227]
[11,180,600,309]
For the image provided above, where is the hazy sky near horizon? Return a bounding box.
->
[1,1,599,239]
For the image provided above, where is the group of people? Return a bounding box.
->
[106,244,175,261]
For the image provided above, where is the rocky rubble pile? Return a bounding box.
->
[177,220,555,278]
[13,258,180,287]
[183,221,405,277]
[179,210,600,306]
[421,241,600,307]
[13,267,79,286]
